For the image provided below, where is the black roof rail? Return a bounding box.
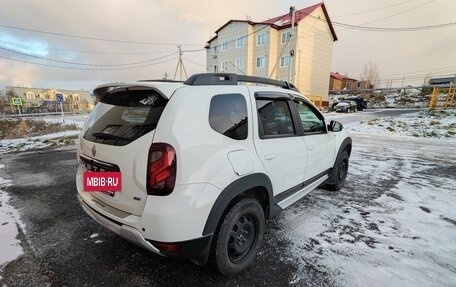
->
[184,73,299,92]
[137,79,184,83]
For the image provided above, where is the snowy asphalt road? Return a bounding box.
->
[1,109,455,286]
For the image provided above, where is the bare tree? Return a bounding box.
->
[360,62,380,88]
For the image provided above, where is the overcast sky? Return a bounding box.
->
[0,0,455,92]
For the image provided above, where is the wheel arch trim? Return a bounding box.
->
[202,173,273,236]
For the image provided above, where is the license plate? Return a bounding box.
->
[83,171,122,192]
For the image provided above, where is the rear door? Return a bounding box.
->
[252,92,307,196]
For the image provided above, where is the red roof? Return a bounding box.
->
[261,3,321,27]
[206,2,337,45]
[330,72,357,81]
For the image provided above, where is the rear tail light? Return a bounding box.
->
[147,143,176,196]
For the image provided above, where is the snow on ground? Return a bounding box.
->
[348,109,456,140]
[1,111,455,284]
[0,130,81,154]
[280,133,456,286]
[24,115,87,129]
[0,115,88,154]
[331,91,429,109]
[0,166,24,268]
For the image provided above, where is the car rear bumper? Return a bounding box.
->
[77,193,213,262]
[77,193,162,255]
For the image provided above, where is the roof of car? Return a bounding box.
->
[93,74,300,100]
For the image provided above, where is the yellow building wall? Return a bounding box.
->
[295,6,334,101]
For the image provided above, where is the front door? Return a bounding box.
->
[291,99,334,180]
[253,96,307,195]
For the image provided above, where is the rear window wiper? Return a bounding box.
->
[91,132,131,142]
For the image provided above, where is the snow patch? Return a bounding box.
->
[0,178,24,267]
[282,134,456,286]
[348,109,456,140]
[0,114,88,154]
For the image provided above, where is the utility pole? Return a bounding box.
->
[287,6,296,84]
[173,45,188,81]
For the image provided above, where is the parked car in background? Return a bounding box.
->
[334,100,357,113]
[347,97,368,111]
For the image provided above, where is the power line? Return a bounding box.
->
[0,23,202,46]
[182,57,206,67]
[379,65,456,77]
[332,20,456,31]
[362,0,437,25]
[333,0,417,18]
[0,45,177,66]
[0,53,178,70]
[0,39,177,55]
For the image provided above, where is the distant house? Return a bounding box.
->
[354,80,374,90]
[3,86,94,114]
[428,76,456,86]
[206,3,338,105]
[329,72,357,91]
[329,72,374,91]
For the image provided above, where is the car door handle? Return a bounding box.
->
[308,146,315,151]
[264,154,278,161]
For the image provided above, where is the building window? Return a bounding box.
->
[72,94,80,101]
[213,46,218,55]
[256,56,265,69]
[221,61,228,71]
[281,31,291,44]
[26,92,35,100]
[236,36,245,48]
[257,33,266,46]
[280,55,290,67]
[221,40,228,51]
[235,57,245,71]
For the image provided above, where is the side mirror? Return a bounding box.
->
[328,120,343,132]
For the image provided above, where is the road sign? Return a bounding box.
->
[11,97,22,106]
[56,94,64,103]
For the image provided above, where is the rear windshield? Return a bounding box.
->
[83,89,167,146]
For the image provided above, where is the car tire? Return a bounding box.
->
[210,198,265,277]
[327,150,349,191]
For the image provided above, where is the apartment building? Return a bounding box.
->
[3,86,94,114]
[205,3,337,105]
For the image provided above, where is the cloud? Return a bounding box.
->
[0,32,49,57]
[0,0,455,90]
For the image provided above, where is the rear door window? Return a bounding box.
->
[83,89,167,146]
[209,94,248,140]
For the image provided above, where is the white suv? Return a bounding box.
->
[76,73,351,276]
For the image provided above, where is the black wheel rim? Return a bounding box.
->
[339,159,348,181]
[227,213,258,262]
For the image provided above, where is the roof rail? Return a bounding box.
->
[137,79,184,83]
[184,73,299,92]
